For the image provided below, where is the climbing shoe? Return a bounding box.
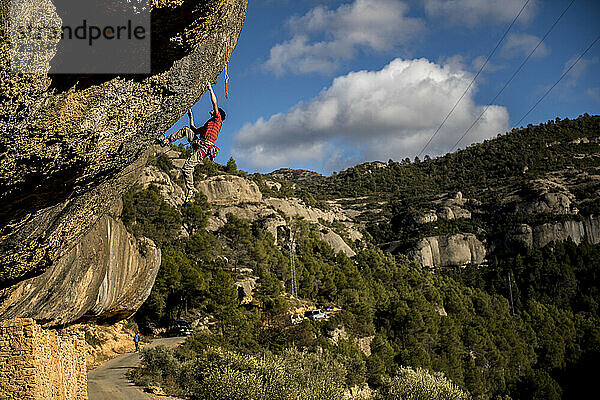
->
[158,135,170,147]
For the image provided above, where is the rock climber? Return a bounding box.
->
[160,81,226,202]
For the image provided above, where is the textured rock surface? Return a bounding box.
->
[195,174,359,247]
[514,192,573,215]
[266,197,345,223]
[0,318,87,400]
[208,203,285,238]
[408,233,487,267]
[319,229,356,257]
[196,174,263,205]
[506,215,600,249]
[0,205,161,326]
[0,0,247,287]
[139,160,186,207]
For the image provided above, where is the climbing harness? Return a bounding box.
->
[194,137,220,160]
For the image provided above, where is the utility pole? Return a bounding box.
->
[289,228,298,299]
[508,271,515,315]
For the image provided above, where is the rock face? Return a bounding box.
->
[319,229,356,257]
[193,174,358,256]
[407,192,472,225]
[506,215,600,249]
[265,198,344,223]
[196,174,263,205]
[408,233,486,268]
[514,192,573,215]
[139,158,186,207]
[0,206,161,326]
[0,0,247,288]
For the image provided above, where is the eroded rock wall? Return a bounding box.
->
[408,233,487,268]
[196,174,263,205]
[506,215,600,249]
[0,205,161,326]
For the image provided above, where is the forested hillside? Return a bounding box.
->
[128,115,600,400]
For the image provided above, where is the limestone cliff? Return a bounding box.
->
[197,175,263,205]
[0,0,247,289]
[135,157,360,258]
[506,215,600,249]
[382,234,486,268]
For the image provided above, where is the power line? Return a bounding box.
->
[417,0,531,158]
[514,33,600,128]
[450,0,576,153]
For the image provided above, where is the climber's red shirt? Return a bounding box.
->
[192,112,222,144]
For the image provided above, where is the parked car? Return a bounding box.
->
[169,319,193,336]
[304,309,326,320]
[324,305,334,312]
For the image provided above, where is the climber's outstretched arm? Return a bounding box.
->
[207,80,219,116]
[188,108,196,129]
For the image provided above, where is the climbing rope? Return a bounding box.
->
[224,44,230,99]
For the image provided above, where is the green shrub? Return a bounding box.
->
[377,366,470,400]
[134,346,347,400]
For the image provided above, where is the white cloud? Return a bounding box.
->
[424,0,538,27]
[471,55,504,72]
[563,56,598,87]
[264,0,425,76]
[234,58,509,172]
[437,54,503,74]
[501,33,549,58]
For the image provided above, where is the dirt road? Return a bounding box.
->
[87,336,185,400]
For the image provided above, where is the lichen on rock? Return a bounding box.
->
[0,0,247,324]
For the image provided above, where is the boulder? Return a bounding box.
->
[235,276,257,305]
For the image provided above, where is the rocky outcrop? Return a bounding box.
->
[0,0,247,288]
[408,192,472,225]
[196,174,263,205]
[139,161,186,207]
[266,198,345,223]
[196,173,358,251]
[207,203,285,239]
[268,168,324,181]
[506,215,600,249]
[408,233,486,268]
[0,206,161,326]
[235,270,257,305]
[207,201,357,257]
[514,192,573,215]
[319,229,356,257]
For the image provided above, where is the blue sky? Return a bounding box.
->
[166,0,600,175]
